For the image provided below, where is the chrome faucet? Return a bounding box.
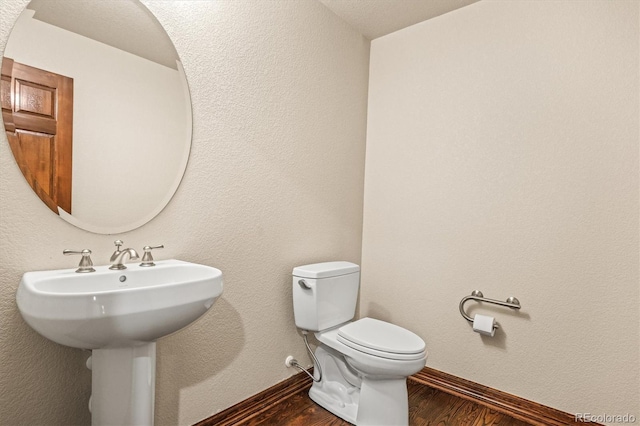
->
[63,249,96,273]
[109,240,139,270]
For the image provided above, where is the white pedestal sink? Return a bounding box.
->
[16,259,223,426]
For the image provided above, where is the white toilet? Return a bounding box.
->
[292,261,427,426]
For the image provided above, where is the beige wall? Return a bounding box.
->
[362,0,639,422]
[0,0,369,424]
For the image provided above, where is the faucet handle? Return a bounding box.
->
[140,245,164,267]
[63,249,96,273]
[113,240,124,250]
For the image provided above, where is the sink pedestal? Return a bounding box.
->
[91,343,156,426]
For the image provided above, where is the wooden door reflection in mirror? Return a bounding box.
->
[1,57,73,214]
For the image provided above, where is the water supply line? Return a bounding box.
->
[286,331,322,382]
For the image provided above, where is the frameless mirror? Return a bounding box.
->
[1,0,192,234]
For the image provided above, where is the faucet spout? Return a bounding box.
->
[109,248,139,270]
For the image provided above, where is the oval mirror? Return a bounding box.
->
[2,0,192,234]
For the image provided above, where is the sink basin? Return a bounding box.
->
[17,258,223,425]
[17,259,223,349]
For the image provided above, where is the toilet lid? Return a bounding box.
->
[337,318,425,360]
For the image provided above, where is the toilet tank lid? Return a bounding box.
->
[293,261,359,279]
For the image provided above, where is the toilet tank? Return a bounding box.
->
[292,261,360,331]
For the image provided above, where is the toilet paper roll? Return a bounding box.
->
[472,314,496,337]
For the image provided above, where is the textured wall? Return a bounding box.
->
[362,0,639,423]
[0,1,369,424]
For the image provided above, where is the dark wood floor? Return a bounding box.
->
[235,378,532,426]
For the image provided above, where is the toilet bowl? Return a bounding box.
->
[292,262,428,425]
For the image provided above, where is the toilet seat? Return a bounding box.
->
[337,318,425,361]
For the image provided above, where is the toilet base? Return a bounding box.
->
[309,346,359,423]
[356,377,408,425]
[309,345,410,426]
[309,381,358,424]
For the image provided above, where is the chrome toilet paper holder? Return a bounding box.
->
[459,290,521,329]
